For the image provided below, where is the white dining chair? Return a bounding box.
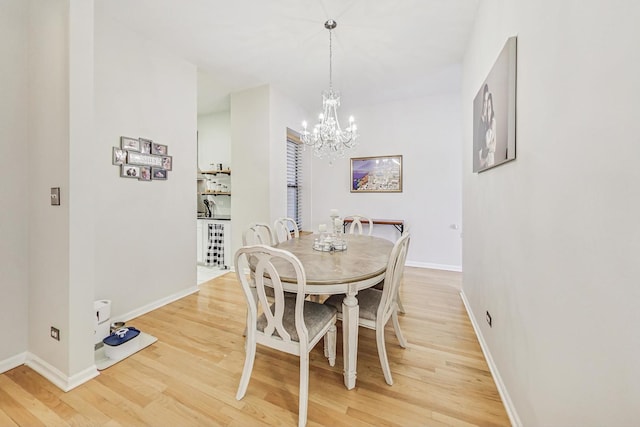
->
[346,214,373,236]
[373,228,409,313]
[235,245,337,427]
[242,223,274,246]
[323,232,410,385]
[273,217,300,244]
[373,279,406,314]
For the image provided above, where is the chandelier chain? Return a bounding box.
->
[328,27,333,90]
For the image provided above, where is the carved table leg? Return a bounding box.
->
[342,286,359,389]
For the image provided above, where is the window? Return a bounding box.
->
[286,129,303,231]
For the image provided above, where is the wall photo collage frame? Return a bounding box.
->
[113,137,172,181]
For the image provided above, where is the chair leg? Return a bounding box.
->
[376,326,393,386]
[236,335,256,400]
[392,309,407,348]
[298,353,310,427]
[243,288,258,336]
[324,324,337,367]
[242,311,248,338]
[396,293,406,314]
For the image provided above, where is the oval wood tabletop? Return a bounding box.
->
[273,234,393,286]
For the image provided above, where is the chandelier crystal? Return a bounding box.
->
[301,19,358,165]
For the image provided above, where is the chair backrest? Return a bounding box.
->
[242,223,274,246]
[235,245,310,348]
[347,214,373,236]
[378,233,411,319]
[273,217,300,244]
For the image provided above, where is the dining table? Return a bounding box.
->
[272,233,394,390]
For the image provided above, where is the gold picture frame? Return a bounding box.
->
[350,155,403,193]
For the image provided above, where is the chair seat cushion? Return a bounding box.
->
[263,286,297,298]
[324,288,382,322]
[257,299,337,343]
[250,268,296,298]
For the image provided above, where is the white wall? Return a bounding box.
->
[197,111,231,172]
[68,0,98,379]
[4,0,98,388]
[462,1,640,425]
[310,89,463,269]
[94,11,198,320]
[27,0,73,375]
[0,0,29,368]
[230,85,271,257]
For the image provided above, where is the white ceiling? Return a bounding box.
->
[96,0,479,115]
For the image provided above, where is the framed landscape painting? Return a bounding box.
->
[351,155,403,193]
[473,36,517,173]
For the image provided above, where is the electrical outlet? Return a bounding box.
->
[50,327,60,341]
[486,311,492,328]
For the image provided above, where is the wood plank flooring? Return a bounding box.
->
[0,267,510,426]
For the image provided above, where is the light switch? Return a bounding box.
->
[51,187,60,206]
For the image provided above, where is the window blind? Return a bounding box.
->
[286,130,303,231]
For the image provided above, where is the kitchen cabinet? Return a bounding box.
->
[196,220,204,264]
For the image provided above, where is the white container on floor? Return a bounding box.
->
[104,335,141,360]
[103,327,141,360]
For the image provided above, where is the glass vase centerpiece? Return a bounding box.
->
[313,212,347,252]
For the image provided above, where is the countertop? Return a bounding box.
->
[197,215,231,221]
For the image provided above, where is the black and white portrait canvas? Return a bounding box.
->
[473,37,517,173]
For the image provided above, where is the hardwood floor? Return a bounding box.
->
[0,267,510,426]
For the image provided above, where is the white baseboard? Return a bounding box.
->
[115,285,200,323]
[406,260,462,272]
[3,287,200,391]
[0,352,27,374]
[25,353,99,392]
[459,290,521,427]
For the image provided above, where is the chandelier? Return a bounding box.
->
[301,19,358,165]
